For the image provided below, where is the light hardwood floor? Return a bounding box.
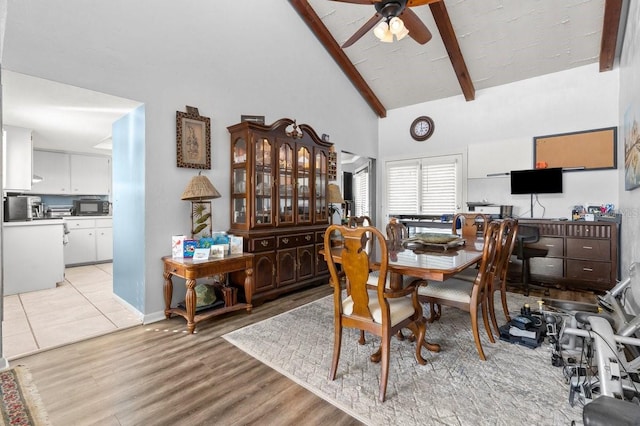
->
[12,278,595,425]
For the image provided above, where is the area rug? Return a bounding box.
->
[0,365,51,426]
[223,292,583,425]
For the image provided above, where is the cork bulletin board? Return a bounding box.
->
[533,127,617,170]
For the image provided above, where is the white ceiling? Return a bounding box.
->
[2,70,141,155]
[0,0,626,152]
[305,0,622,110]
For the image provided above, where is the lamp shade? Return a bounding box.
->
[327,183,345,204]
[181,173,221,200]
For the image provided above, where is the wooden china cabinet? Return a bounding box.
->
[227,118,333,302]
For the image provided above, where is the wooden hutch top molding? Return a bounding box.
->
[227,118,333,150]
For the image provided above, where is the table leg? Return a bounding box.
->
[163,272,174,319]
[185,279,197,334]
[244,265,254,312]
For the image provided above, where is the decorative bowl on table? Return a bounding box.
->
[402,233,465,251]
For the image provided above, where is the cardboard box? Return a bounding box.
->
[172,235,185,258]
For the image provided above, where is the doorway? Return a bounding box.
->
[341,151,376,224]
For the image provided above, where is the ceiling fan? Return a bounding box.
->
[330,0,441,48]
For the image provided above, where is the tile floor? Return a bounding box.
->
[2,262,142,360]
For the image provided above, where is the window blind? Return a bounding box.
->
[354,167,369,217]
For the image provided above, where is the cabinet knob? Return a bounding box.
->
[282,238,289,244]
[582,246,593,250]
[305,235,311,241]
[261,240,268,247]
[583,267,593,272]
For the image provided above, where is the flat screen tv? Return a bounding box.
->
[510,167,563,194]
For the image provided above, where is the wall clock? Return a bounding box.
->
[410,116,435,141]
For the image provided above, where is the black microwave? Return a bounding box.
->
[73,200,110,216]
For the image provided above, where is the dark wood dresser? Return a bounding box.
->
[508,219,620,292]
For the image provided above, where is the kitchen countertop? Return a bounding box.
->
[3,219,66,227]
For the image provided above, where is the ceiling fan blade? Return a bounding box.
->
[342,13,382,48]
[407,0,441,6]
[400,8,432,44]
[329,0,378,4]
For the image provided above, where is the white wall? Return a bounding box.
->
[379,63,619,222]
[617,0,640,313]
[1,0,379,317]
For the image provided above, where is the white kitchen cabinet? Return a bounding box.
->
[96,218,113,261]
[3,220,65,295]
[2,126,33,191]
[64,217,112,265]
[30,150,111,195]
[70,154,111,195]
[31,150,71,194]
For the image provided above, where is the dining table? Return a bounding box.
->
[324,236,485,354]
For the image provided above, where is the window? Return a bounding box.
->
[386,154,461,216]
[354,166,369,217]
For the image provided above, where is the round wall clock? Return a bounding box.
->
[410,116,435,141]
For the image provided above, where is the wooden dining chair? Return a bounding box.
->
[323,224,427,402]
[417,221,502,360]
[452,213,489,238]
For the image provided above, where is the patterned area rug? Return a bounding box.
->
[0,365,50,426]
[224,292,583,425]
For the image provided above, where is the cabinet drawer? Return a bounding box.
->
[277,235,297,249]
[95,218,113,228]
[527,237,563,257]
[65,219,96,229]
[567,260,611,282]
[249,237,275,252]
[530,257,563,277]
[566,238,610,261]
[316,231,326,244]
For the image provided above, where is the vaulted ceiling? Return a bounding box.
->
[290,0,627,117]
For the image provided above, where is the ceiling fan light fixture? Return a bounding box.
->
[389,17,405,34]
[395,25,409,40]
[373,21,389,40]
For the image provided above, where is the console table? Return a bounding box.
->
[162,253,254,333]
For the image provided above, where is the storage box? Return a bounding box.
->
[172,235,186,258]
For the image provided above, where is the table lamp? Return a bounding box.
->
[327,183,345,225]
[181,171,221,238]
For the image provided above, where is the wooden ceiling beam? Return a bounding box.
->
[599,0,623,72]
[289,0,387,118]
[429,1,475,101]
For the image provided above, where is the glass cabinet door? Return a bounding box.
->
[314,149,328,223]
[278,141,295,225]
[232,137,247,226]
[254,137,273,226]
[296,145,311,224]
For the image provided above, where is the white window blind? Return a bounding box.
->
[386,155,460,216]
[354,167,369,217]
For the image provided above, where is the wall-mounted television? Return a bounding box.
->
[510,167,563,194]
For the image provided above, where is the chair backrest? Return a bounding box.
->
[471,221,502,294]
[386,217,408,248]
[452,213,489,238]
[515,224,540,258]
[494,218,519,283]
[347,215,374,253]
[324,224,389,322]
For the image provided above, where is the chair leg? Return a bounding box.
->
[500,284,511,323]
[379,331,391,403]
[522,259,530,297]
[427,302,441,323]
[470,304,486,361]
[358,330,366,345]
[329,323,342,381]
[481,298,495,344]
[488,290,500,337]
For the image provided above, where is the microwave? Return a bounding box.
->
[73,199,110,216]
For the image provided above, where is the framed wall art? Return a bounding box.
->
[623,105,640,191]
[177,106,211,169]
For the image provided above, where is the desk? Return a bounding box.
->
[162,254,254,333]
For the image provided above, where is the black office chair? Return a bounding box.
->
[515,225,549,296]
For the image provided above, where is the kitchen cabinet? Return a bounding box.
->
[508,219,619,292]
[30,150,111,195]
[227,118,333,302]
[64,217,113,265]
[2,220,65,295]
[2,125,33,191]
[31,150,71,193]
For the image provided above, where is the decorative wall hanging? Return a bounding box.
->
[176,106,211,169]
[624,105,640,191]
